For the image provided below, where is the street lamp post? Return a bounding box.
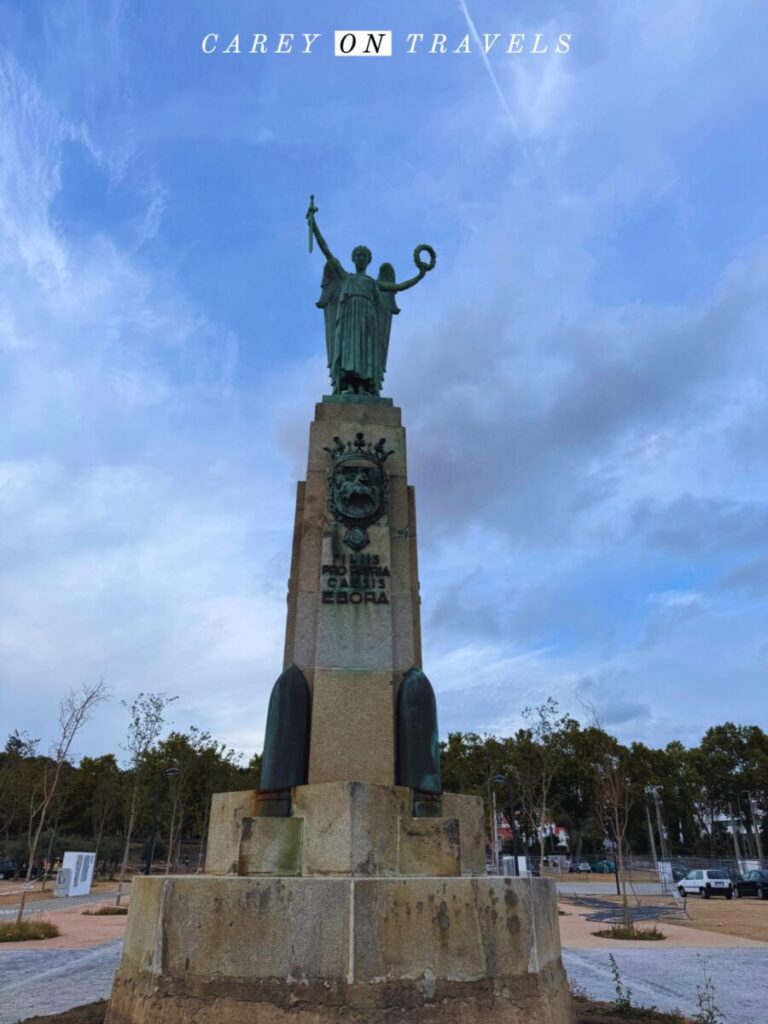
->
[740,790,764,864]
[746,791,765,865]
[646,785,673,893]
[645,801,659,874]
[490,773,518,876]
[491,788,499,874]
[733,792,754,859]
[727,799,742,868]
[145,766,180,876]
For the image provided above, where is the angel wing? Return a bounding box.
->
[316,260,344,370]
[375,263,400,391]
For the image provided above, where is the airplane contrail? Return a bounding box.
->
[457,0,532,164]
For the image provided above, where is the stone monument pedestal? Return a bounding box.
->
[107,874,570,1024]
[106,783,572,1024]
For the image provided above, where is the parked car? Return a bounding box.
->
[591,860,616,874]
[670,863,688,882]
[678,868,733,899]
[734,869,768,899]
[568,861,592,873]
[0,861,35,880]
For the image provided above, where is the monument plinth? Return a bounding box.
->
[286,397,419,787]
[106,201,572,1024]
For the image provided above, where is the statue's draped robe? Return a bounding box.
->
[317,261,399,395]
[336,272,379,389]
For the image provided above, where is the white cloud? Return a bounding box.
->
[0,49,291,762]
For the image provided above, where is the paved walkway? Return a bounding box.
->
[563,947,768,1023]
[0,888,121,918]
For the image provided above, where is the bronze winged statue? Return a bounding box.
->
[306,195,436,396]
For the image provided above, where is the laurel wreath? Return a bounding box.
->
[413,243,437,273]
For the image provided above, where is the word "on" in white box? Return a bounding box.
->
[334,30,393,57]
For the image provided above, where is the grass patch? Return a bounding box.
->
[0,919,60,942]
[593,923,666,941]
[82,905,128,916]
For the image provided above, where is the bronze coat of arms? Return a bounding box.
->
[323,432,394,550]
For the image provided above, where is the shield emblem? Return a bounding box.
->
[332,463,383,521]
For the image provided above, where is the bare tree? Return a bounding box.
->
[116,692,177,905]
[16,679,108,923]
[582,700,634,921]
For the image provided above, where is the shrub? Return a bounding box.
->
[0,919,60,941]
[594,923,666,941]
[610,953,634,1014]
[692,955,725,1024]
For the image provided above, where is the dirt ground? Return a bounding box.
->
[665,894,768,943]
[19,1003,107,1024]
[572,998,688,1023]
[560,891,768,944]
[543,868,658,884]
[16,999,693,1024]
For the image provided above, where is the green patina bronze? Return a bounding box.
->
[258,663,311,817]
[396,666,442,817]
[307,195,436,397]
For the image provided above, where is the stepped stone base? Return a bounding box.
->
[105,875,572,1024]
[204,783,486,878]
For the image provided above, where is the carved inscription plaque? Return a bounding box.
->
[321,552,390,606]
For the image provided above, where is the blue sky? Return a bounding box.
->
[1,0,767,763]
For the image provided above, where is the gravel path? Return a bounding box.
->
[2,940,767,1024]
[557,880,666,896]
[563,947,768,1023]
[0,940,122,1023]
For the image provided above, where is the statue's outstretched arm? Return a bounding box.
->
[306,199,340,267]
[378,268,426,293]
[312,219,336,263]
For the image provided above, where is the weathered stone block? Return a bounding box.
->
[398,817,461,876]
[239,816,303,876]
[390,594,419,671]
[308,403,407,477]
[312,526,396,673]
[294,781,411,875]
[204,790,257,875]
[308,671,396,785]
[106,876,573,1024]
[442,792,486,875]
[286,591,320,673]
[352,877,566,991]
